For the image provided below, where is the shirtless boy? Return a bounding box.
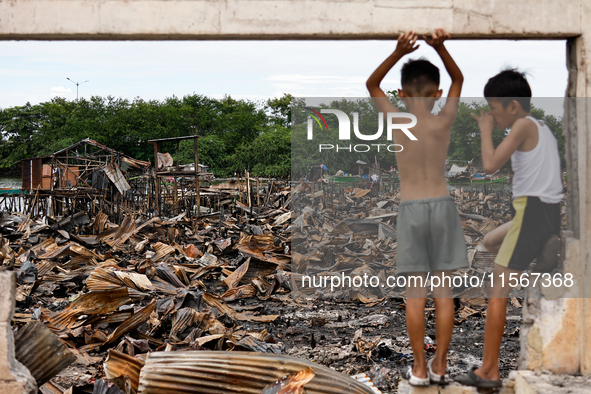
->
[366,29,468,386]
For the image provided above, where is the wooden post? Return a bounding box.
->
[247,171,251,210]
[219,196,222,230]
[238,170,242,204]
[51,157,55,192]
[154,142,160,214]
[176,141,180,172]
[194,137,200,217]
[175,141,181,215]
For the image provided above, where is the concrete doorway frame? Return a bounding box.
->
[1,0,590,378]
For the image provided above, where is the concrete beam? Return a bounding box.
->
[397,381,481,394]
[0,0,583,40]
[0,272,36,394]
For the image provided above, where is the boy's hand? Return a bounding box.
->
[471,111,494,134]
[395,30,419,55]
[423,28,451,48]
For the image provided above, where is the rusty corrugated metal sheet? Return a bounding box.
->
[35,260,56,276]
[202,293,278,323]
[104,163,131,195]
[104,349,145,393]
[479,218,498,236]
[38,241,76,259]
[352,188,371,199]
[115,271,155,292]
[105,300,157,344]
[87,267,155,292]
[86,267,126,291]
[261,367,314,394]
[45,288,131,329]
[154,262,185,287]
[152,244,176,263]
[14,322,76,387]
[106,216,136,249]
[221,284,257,302]
[39,381,67,394]
[170,308,198,341]
[137,351,375,394]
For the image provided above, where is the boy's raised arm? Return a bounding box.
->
[366,30,419,114]
[425,29,463,120]
[425,29,463,98]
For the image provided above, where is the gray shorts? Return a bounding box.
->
[396,196,469,274]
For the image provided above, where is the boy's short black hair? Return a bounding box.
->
[401,58,440,96]
[484,69,531,111]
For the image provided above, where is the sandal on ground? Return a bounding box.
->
[453,366,502,388]
[427,358,450,385]
[534,234,561,273]
[402,365,430,387]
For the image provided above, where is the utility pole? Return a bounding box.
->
[66,78,88,100]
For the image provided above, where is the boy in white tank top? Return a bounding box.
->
[455,70,564,388]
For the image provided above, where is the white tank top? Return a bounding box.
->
[511,116,564,204]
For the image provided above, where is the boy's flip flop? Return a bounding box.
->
[402,366,430,387]
[453,367,502,388]
[427,358,450,385]
[534,234,561,273]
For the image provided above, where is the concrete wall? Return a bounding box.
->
[0,272,36,394]
[0,0,583,40]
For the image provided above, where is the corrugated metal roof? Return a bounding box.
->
[14,322,76,387]
[105,300,157,345]
[44,288,131,329]
[137,351,376,394]
[104,349,145,393]
[104,163,131,195]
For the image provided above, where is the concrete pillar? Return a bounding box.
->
[576,13,591,373]
[518,10,591,375]
[518,235,580,374]
[0,272,36,394]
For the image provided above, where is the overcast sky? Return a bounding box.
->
[0,39,567,114]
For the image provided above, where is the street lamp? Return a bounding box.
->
[66,78,89,100]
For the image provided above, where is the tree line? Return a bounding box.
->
[0,94,563,178]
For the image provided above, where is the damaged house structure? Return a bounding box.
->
[19,138,151,221]
[16,137,215,222]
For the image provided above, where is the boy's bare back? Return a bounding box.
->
[392,103,453,200]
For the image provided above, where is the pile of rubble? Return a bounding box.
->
[1,183,344,393]
[0,181,564,394]
[291,183,518,300]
